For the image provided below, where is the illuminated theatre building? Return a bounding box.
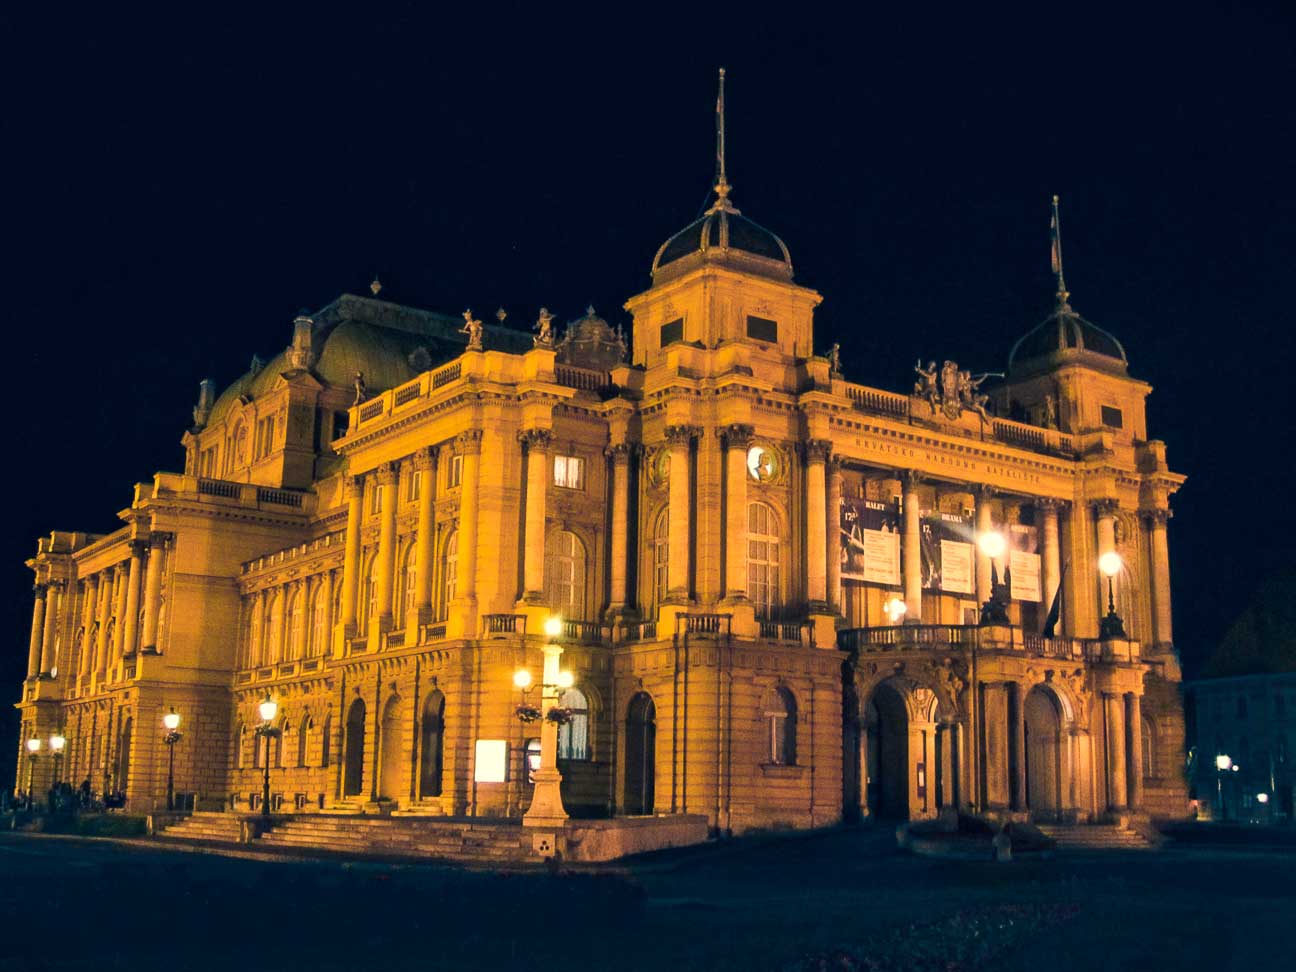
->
[15,121,1188,841]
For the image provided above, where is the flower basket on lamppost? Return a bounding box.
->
[254,695,280,819]
[162,709,183,812]
[1098,551,1127,640]
[512,616,574,828]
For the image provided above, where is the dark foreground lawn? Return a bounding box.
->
[0,827,1289,971]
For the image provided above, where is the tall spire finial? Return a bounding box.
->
[714,67,731,203]
[1050,194,1070,309]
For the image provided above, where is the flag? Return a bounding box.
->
[1041,563,1067,637]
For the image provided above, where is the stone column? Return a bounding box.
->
[901,471,923,623]
[664,425,695,601]
[455,429,483,603]
[140,535,167,651]
[341,474,364,630]
[112,566,130,664]
[374,463,398,627]
[1104,691,1128,812]
[520,429,552,602]
[1145,509,1173,646]
[982,682,1010,808]
[27,585,47,678]
[721,425,752,601]
[121,541,145,656]
[412,448,437,621]
[79,577,98,679]
[974,486,994,606]
[40,582,61,674]
[1010,682,1027,811]
[827,456,844,614]
[805,440,831,608]
[1125,692,1144,811]
[1039,499,1062,619]
[607,443,632,612]
[95,569,113,675]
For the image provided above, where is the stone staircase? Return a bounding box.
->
[156,811,246,845]
[1037,823,1157,851]
[253,815,535,864]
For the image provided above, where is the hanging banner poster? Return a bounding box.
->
[921,511,975,594]
[840,498,901,586]
[1009,524,1041,602]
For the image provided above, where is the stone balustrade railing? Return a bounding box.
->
[838,624,1137,663]
[154,473,316,516]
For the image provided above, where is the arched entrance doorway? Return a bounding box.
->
[866,682,909,819]
[115,717,132,798]
[1024,686,1064,818]
[343,698,366,797]
[419,690,445,799]
[624,692,655,814]
[378,696,403,802]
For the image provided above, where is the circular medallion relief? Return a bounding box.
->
[648,448,671,487]
[746,443,781,483]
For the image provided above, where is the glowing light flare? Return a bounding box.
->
[1098,551,1123,578]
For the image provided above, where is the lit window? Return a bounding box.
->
[544,531,586,619]
[524,738,542,783]
[441,532,458,615]
[557,688,590,761]
[652,509,669,610]
[449,455,464,489]
[554,455,584,489]
[765,687,797,765]
[748,503,781,620]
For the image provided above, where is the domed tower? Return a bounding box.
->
[625,69,821,369]
[997,197,1150,445]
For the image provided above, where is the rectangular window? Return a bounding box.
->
[554,455,584,490]
[660,318,683,347]
[746,315,778,342]
[409,469,421,502]
[1101,405,1123,429]
[370,485,382,516]
[449,455,463,489]
[333,410,350,438]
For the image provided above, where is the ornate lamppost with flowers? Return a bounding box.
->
[513,616,574,827]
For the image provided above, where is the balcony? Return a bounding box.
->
[837,624,1139,664]
[152,473,315,516]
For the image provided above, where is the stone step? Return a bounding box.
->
[1037,825,1154,850]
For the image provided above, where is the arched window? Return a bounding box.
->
[748,503,781,620]
[264,592,283,664]
[764,686,797,765]
[287,588,305,660]
[557,688,591,761]
[308,580,329,658]
[544,530,586,619]
[396,542,417,627]
[441,531,458,618]
[652,508,669,611]
[297,717,311,767]
[1141,717,1155,782]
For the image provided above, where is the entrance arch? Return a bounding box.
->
[865,682,909,819]
[624,692,656,814]
[343,698,366,797]
[378,696,403,802]
[1024,685,1064,818]
[419,690,445,799]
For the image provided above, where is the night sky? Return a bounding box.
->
[3,8,1294,772]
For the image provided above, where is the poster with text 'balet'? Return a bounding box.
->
[840,498,900,586]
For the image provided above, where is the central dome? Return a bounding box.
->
[652,197,793,283]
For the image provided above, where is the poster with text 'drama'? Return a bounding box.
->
[1009,524,1041,601]
[840,498,900,585]
[922,511,975,595]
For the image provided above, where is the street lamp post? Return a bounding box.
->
[1098,551,1127,640]
[976,531,1011,626]
[516,616,571,828]
[25,738,40,810]
[1215,754,1232,821]
[255,696,280,819]
[162,709,183,812]
[49,734,65,788]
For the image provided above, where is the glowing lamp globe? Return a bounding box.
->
[49,734,66,754]
[258,697,279,723]
[26,738,40,754]
[163,709,181,732]
[543,616,563,638]
[556,670,574,690]
[1098,551,1122,578]
[1257,792,1270,804]
[1215,754,1232,771]
[513,669,532,689]
[977,531,1007,559]
[883,597,907,623]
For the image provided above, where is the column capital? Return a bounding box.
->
[128,539,149,558]
[455,429,484,455]
[717,423,754,448]
[1092,498,1120,517]
[32,583,48,598]
[803,439,833,463]
[412,446,437,472]
[827,453,846,475]
[899,468,924,490]
[344,474,364,499]
[1141,507,1172,527]
[518,427,554,450]
[375,462,398,486]
[604,442,634,461]
[1035,496,1065,512]
[975,484,996,501]
[664,424,700,445]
